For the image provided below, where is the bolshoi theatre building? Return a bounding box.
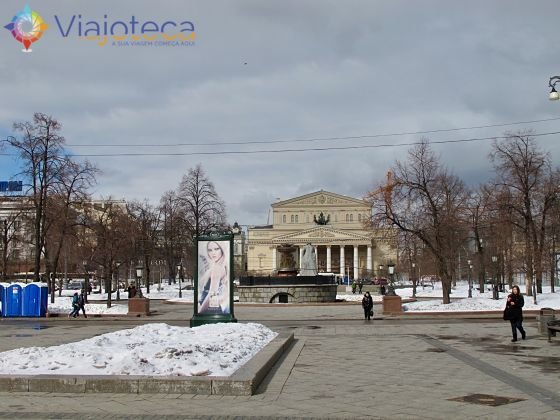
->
[246,190,397,279]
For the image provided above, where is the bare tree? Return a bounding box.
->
[45,159,97,303]
[0,201,25,281]
[87,200,132,307]
[127,200,161,295]
[159,190,188,284]
[366,140,468,304]
[177,165,226,238]
[490,133,559,296]
[7,113,66,283]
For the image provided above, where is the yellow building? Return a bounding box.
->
[247,190,396,279]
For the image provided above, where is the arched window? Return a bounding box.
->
[291,215,295,223]
[349,214,353,222]
[282,215,286,223]
[295,215,299,223]
[306,214,309,223]
[358,214,361,222]
[345,214,349,222]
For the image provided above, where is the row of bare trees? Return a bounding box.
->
[367,133,560,304]
[1,114,227,306]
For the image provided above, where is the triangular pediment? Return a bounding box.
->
[272,226,371,244]
[272,190,368,209]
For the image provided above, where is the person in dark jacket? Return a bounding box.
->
[78,290,87,318]
[69,292,80,318]
[362,291,374,321]
[505,285,526,342]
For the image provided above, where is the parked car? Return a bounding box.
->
[66,281,84,290]
[371,277,388,285]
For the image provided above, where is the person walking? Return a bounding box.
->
[358,279,363,294]
[362,291,374,321]
[78,290,87,318]
[504,285,526,342]
[69,292,80,318]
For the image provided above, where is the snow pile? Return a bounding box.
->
[0,323,277,377]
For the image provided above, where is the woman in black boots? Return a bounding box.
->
[505,285,526,342]
[362,291,373,321]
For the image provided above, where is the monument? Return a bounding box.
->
[299,243,317,276]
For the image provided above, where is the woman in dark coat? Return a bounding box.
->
[505,285,526,342]
[362,291,374,321]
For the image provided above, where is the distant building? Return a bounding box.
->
[246,190,397,279]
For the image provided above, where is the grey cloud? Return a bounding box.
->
[1,0,560,224]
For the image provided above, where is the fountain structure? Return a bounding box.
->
[238,243,337,304]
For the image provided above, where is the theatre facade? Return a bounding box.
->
[246,190,397,279]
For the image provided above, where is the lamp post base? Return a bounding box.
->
[382,295,402,315]
[190,313,237,327]
[128,297,150,316]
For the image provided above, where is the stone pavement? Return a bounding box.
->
[0,301,559,419]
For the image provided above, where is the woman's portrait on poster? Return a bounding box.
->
[198,240,230,314]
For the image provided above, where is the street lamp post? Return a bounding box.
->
[176,261,183,299]
[491,255,498,300]
[467,259,472,298]
[115,261,122,301]
[386,262,397,296]
[378,264,385,294]
[135,266,144,298]
[82,260,89,304]
[411,262,417,298]
[549,76,560,100]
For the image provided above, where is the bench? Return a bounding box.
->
[547,319,560,342]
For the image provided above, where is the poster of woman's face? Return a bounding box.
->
[197,240,231,315]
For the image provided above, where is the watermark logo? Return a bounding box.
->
[4,5,49,52]
[53,15,196,47]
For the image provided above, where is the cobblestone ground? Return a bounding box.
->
[0,302,558,419]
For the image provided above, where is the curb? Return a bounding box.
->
[0,332,294,396]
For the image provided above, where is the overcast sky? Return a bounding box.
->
[1,0,559,226]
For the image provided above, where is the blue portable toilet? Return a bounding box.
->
[4,283,23,317]
[0,283,5,316]
[22,283,49,317]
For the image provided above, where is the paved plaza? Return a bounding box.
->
[0,301,559,419]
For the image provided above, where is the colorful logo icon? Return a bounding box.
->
[4,5,48,52]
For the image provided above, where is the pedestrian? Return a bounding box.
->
[127,284,136,298]
[362,291,374,321]
[503,285,526,342]
[351,281,357,294]
[358,279,363,294]
[68,292,79,318]
[78,289,87,318]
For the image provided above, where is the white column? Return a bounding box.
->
[340,245,345,276]
[314,245,319,270]
[326,246,332,272]
[271,246,277,272]
[353,245,359,280]
[367,245,372,273]
[299,246,304,270]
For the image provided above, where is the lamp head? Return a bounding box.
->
[135,266,143,278]
[387,262,395,275]
[549,86,559,101]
